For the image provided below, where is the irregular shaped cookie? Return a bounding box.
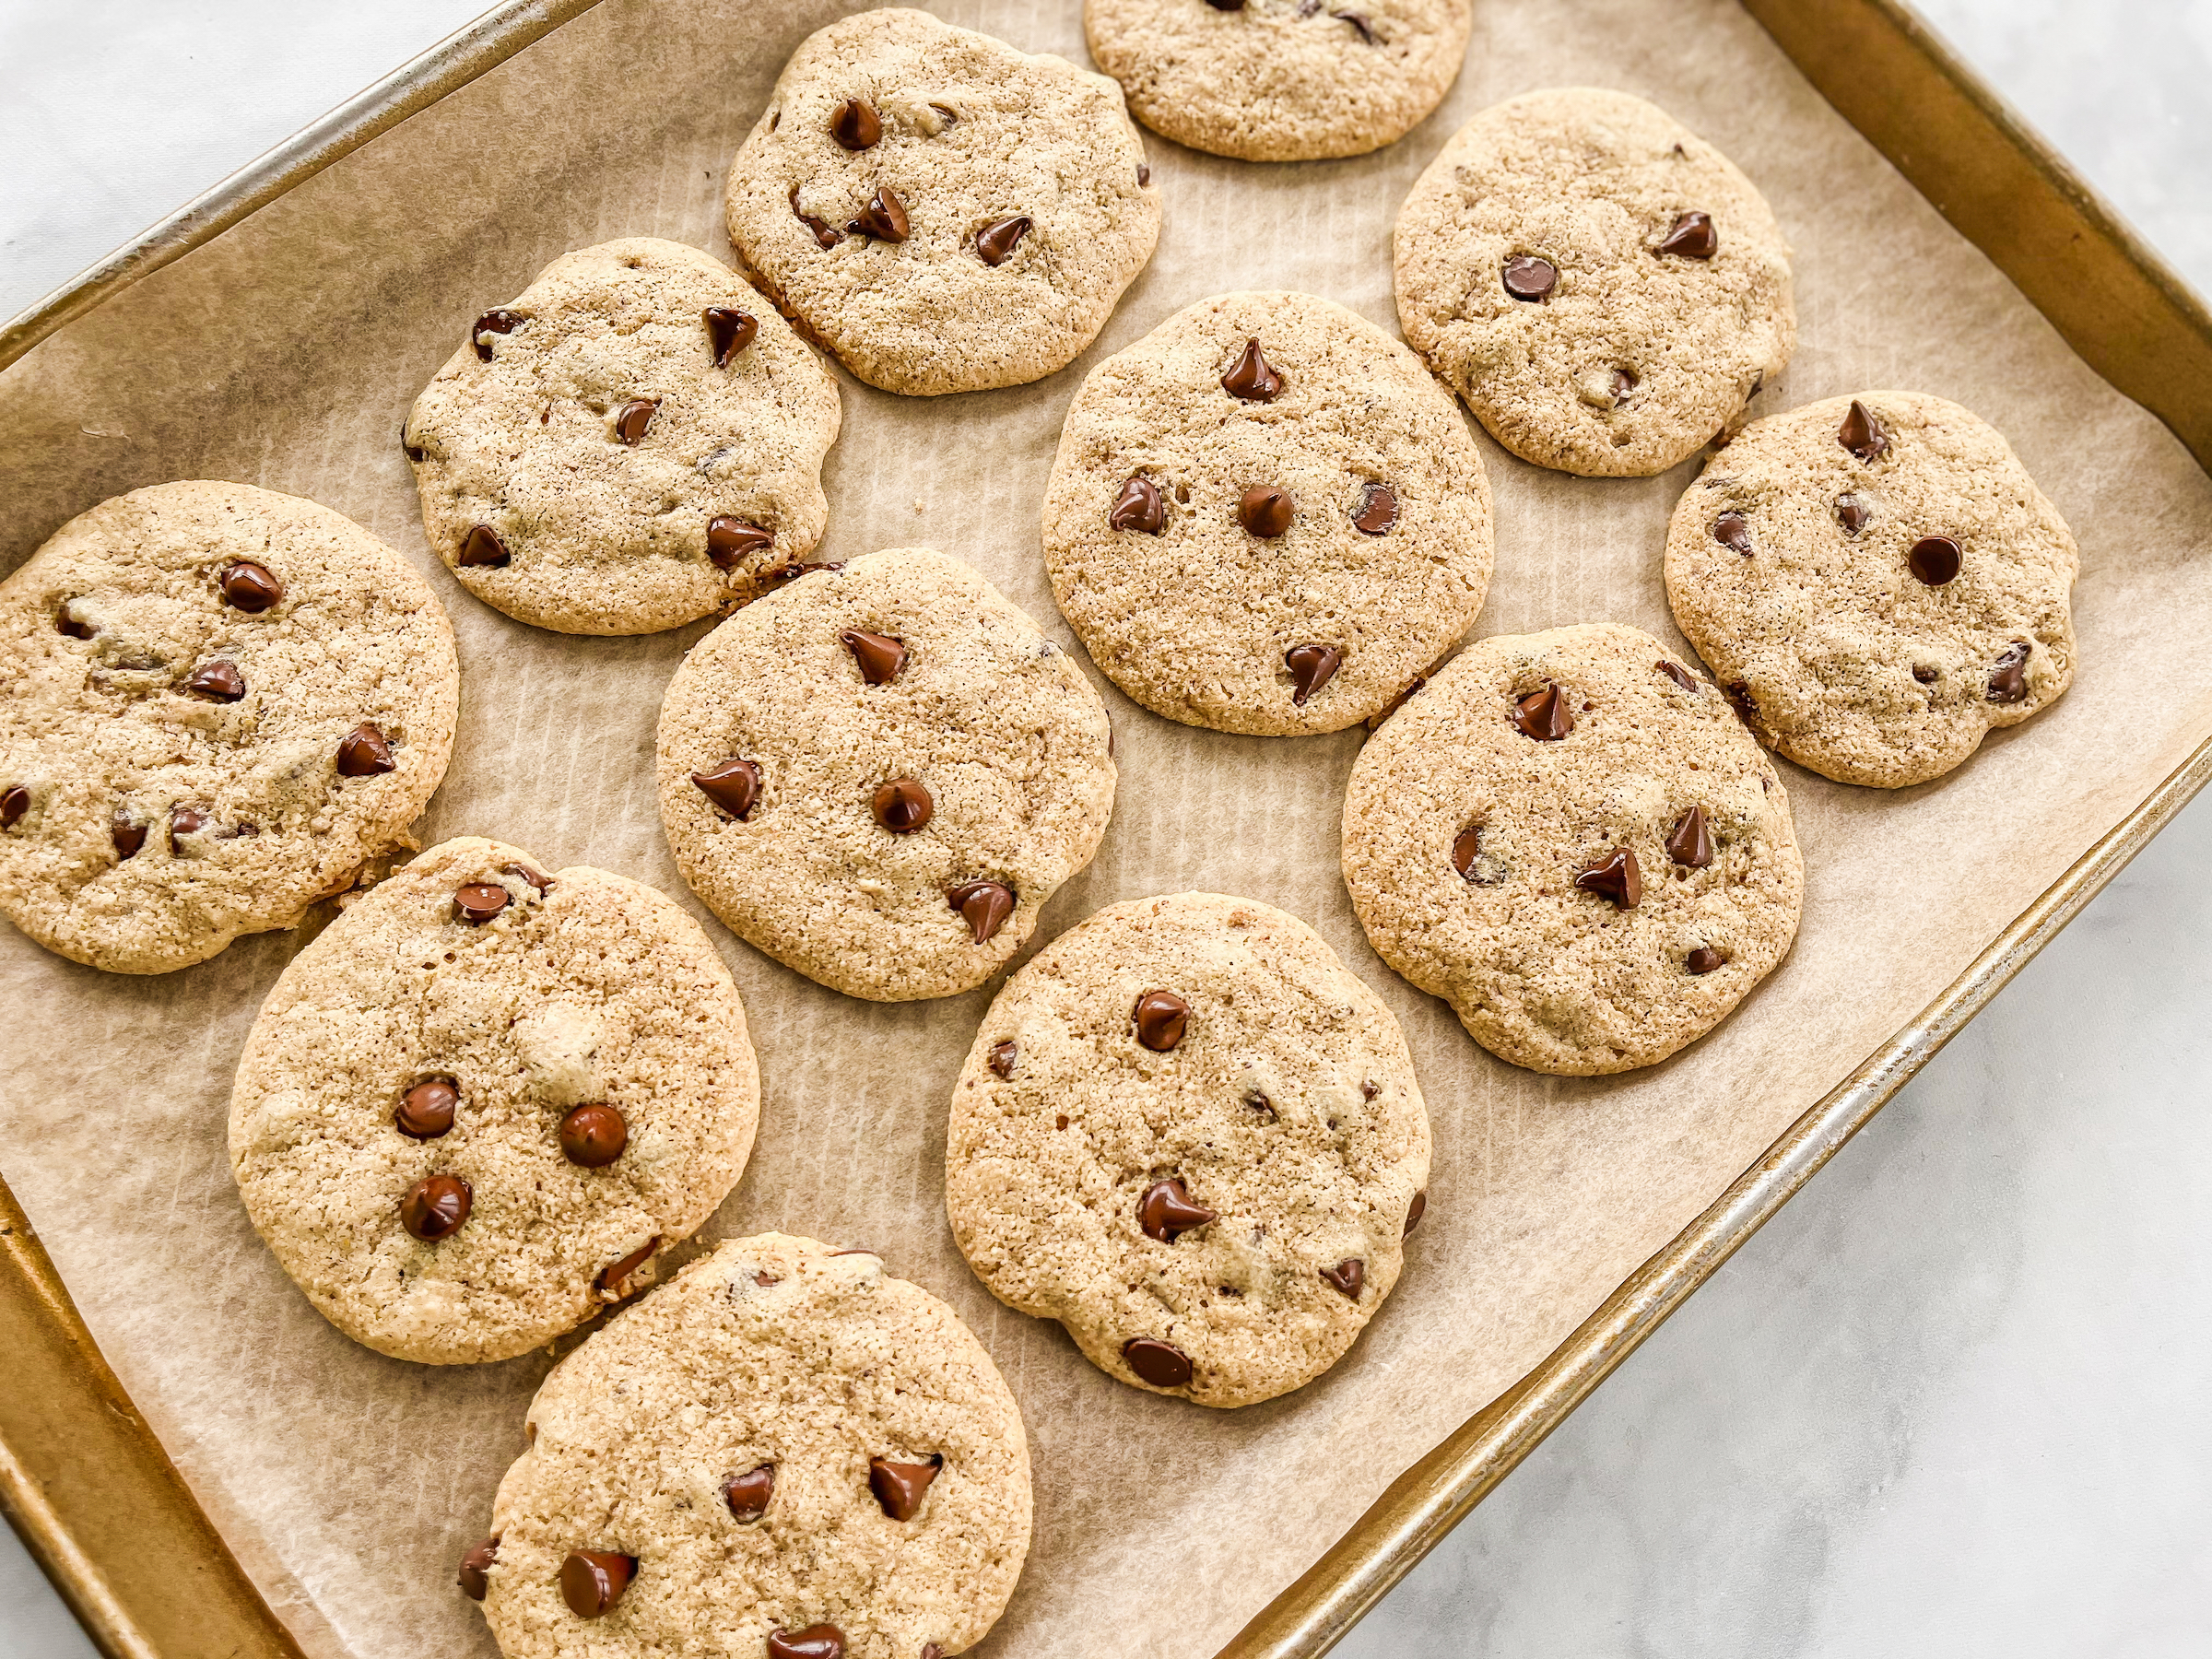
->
[405,237,841,635]
[1041,290,1493,735]
[0,481,457,974]
[1665,391,2079,787]
[946,892,1430,1407]
[1395,88,1796,477]
[1342,625,1803,1075]
[470,1234,1031,1659]
[229,836,759,1364]
[724,7,1161,395]
[657,547,1115,1003]
[1085,0,1472,162]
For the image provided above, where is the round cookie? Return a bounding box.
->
[1665,391,2079,788]
[470,1234,1031,1659]
[229,836,759,1364]
[0,481,457,974]
[724,7,1161,396]
[1084,0,1472,162]
[1342,624,1804,1076]
[657,547,1115,1003]
[404,237,841,635]
[1041,290,1494,735]
[945,892,1430,1408]
[1394,88,1796,477]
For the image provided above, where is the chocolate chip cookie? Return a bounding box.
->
[229,836,759,1364]
[404,237,841,635]
[1342,625,1804,1075]
[945,892,1430,1407]
[724,7,1161,395]
[1665,391,2080,787]
[1395,88,1796,477]
[469,1234,1030,1659]
[1084,0,1473,162]
[656,547,1116,1003]
[0,481,458,974]
[1041,289,1493,735]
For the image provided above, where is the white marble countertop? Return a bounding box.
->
[4,4,2208,1655]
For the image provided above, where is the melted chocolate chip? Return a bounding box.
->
[1666,805,1713,869]
[705,306,758,364]
[872,778,933,833]
[1220,338,1284,401]
[987,1040,1017,1079]
[692,758,762,819]
[559,1104,629,1168]
[1335,10,1377,41]
[975,215,1032,265]
[1656,210,1718,258]
[869,1455,942,1521]
[767,1627,846,1659]
[1908,535,1961,586]
[1452,823,1484,878]
[504,862,552,894]
[1405,1191,1427,1235]
[458,1536,499,1600]
[219,561,284,611]
[1239,485,1294,537]
[1322,1258,1365,1299]
[1575,847,1642,909]
[707,517,774,571]
[1612,366,1640,402]
[559,1550,635,1618]
[613,399,657,444]
[947,879,1015,943]
[1502,254,1557,300]
[1713,512,1752,555]
[1133,989,1188,1052]
[1285,643,1340,705]
[458,525,510,568]
[395,1077,458,1140]
[596,1237,660,1293]
[848,186,909,242]
[1352,481,1399,535]
[1109,475,1165,534]
[1987,641,2031,704]
[1835,492,1873,535]
[167,806,206,855]
[1138,1178,1217,1242]
[1123,1337,1194,1389]
[55,602,94,639]
[792,187,844,248]
[1657,660,1700,692]
[1,786,29,830]
[1839,399,1888,463]
[724,1465,775,1522]
[185,660,245,701]
[453,883,510,924]
[830,98,882,150]
[401,1174,471,1241]
[470,310,520,360]
[1686,947,1727,975]
[1511,683,1573,740]
[335,724,395,778]
[841,629,909,684]
[111,812,146,859]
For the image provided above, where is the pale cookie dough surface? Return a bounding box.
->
[229,836,759,1364]
[0,481,457,974]
[656,547,1115,1003]
[1343,624,1804,1076]
[945,892,1430,1408]
[478,1234,1031,1659]
[1394,88,1796,477]
[724,7,1161,396]
[405,237,841,635]
[1084,0,1472,162]
[1041,290,1493,735]
[1665,391,2080,788]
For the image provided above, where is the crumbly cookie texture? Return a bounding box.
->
[0,481,457,974]
[1084,0,1472,162]
[1394,88,1796,477]
[724,7,1161,396]
[945,892,1430,1408]
[229,836,759,1365]
[1041,290,1494,735]
[656,547,1116,1004]
[477,1234,1031,1659]
[405,237,841,636]
[1665,391,2080,787]
[1342,625,1804,1076]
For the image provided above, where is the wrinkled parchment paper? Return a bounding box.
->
[5,1,2211,1653]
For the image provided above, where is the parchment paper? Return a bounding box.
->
[4,1,2210,1654]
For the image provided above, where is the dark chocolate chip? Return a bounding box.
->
[1452,823,1484,878]
[559,1550,635,1618]
[1656,210,1718,258]
[1835,492,1873,535]
[975,215,1032,265]
[706,306,759,364]
[792,187,844,248]
[1404,1191,1427,1234]
[1205,0,1245,8]
[1666,805,1713,869]
[336,723,395,778]
[767,1627,846,1659]
[724,1465,775,1522]
[692,758,762,819]
[453,882,510,924]
[401,1174,471,1241]
[111,812,147,860]
[830,98,882,149]
[1133,989,1188,1052]
[1510,683,1573,740]
[404,421,427,463]
[1657,660,1700,692]
[1123,1337,1194,1388]
[55,601,95,639]
[597,1237,660,1293]
[1913,665,1939,685]
[1,786,29,830]
[471,310,521,360]
[167,806,206,855]
[613,399,657,444]
[1352,481,1398,535]
[1137,164,1151,184]
[504,862,552,894]
[395,1077,458,1140]
[1285,643,1340,705]
[559,1104,629,1168]
[1109,475,1165,534]
[220,560,284,611]
[987,1041,1017,1079]
[848,186,909,242]
[841,629,909,684]
[869,1455,942,1521]
[1987,641,2031,704]
[707,517,775,571]
[1839,399,1888,463]
[947,879,1015,943]
[1713,512,1752,555]
[185,659,246,701]
[1334,10,1377,41]
[1220,337,1284,401]
[458,525,510,567]
[1502,254,1557,300]
[1138,1178,1217,1242]
[1908,535,1961,586]
[458,1536,499,1600]
[1239,485,1294,537]
[872,778,933,833]
[1322,1258,1365,1298]
[1686,947,1727,975]
[1575,848,1642,909]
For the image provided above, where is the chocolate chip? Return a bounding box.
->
[707,517,775,570]
[404,422,427,463]
[987,1040,1017,1079]
[1322,1258,1365,1298]
[1220,338,1284,401]
[1987,641,2031,703]
[1713,512,1752,555]
[1913,665,1939,685]
[1335,10,1377,41]
[471,310,521,360]
[1285,643,1340,705]
[1575,848,1641,909]
[692,758,762,819]
[1835,492,1873,535]
[975,215,1031,265]
[613,399,657,444]
[453,883,510,924]
[111,812,146,860]
[1452,823,1485,878]
[1511,683,1573,740]
[1612,366,1640,402]
[947,879,1015,943]
[559,1104,629,1168]
[767,1627,846,1659]
[457,1536,499,1600]
[791,187,844,248]
[1123,1337,1194,1389]
[1239,485,1294,537]
[184,660,245,701]
[1656,210,1718,258]
[1908,535,1961,586]
[597,1237,660,1293]
[841,629,909,684]
[1205,0,1245,8]
[1109,475,1165,534]
[705,306,758,364]
[1666,805,1713,869]
[396,1077,458,1139]
[1138,1178,1217,1242]
[1657,660,1700,692]
[1,786,28,830]
[333,724,394,779]
[219,560,284,611]
[1137,164,1151,184]
[1352,481,1399,535]
[559,1550,635,1618]
[1502,254,1557,300]
[162,806,206,854]
[458,525,510,567]
[830,98,881,149]
[1404,1191,1427,1235]
[848,186,909,242]
[869,1454,942,1521]
[1839,399,1888,463]
[1133,989,1188,1052]
[872,778,933,833]
[55,601,95,639]
[724,1465,775,1522]
[401,1174,471,1241]
[1686,947,1727,975]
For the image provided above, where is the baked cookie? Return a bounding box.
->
[405,237,841,635]
[1041,290,1493,735]
[724,7,1161,396]
[1395,88,1796,477]
[229,836,759,1364]
[657,547,1115,1003]
[0,481,457,975]
[945,892,1430,1408]
[1665,391,2080,787]
[469,1234,1031,1659]
[1085,0,1472,162]
[1342,624,1803,1076]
